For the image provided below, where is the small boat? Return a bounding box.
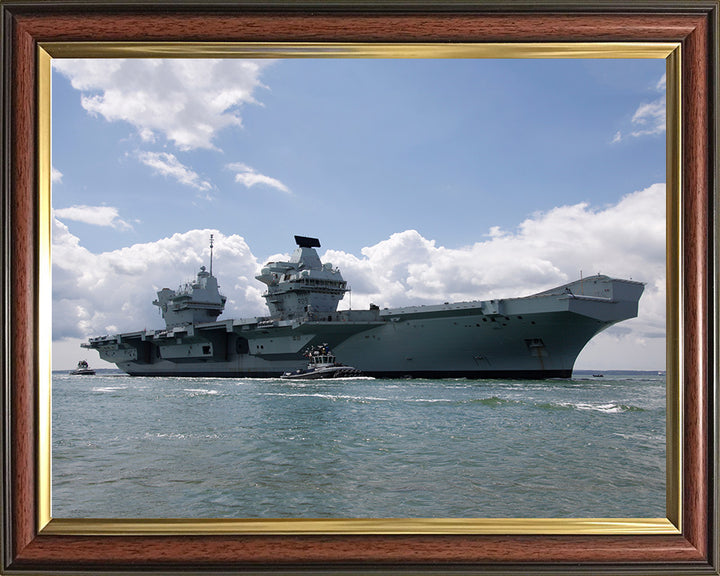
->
[281,345,362,380]
[70,360,96,375]
[592,373,604,378]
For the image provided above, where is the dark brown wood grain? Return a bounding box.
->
[11,11,708,43]
[680,10,711,561]
[10,534,708,567]
[10,11,38,562]
[2,2,716,573]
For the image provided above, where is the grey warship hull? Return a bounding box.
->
[84,275,644,379]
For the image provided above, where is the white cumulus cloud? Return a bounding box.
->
[227,162,290,194]
[612,73,666,143]
[631,100,666,137]
[327,184,663,316]
[52,225,266,344]
[656,72,666,91]
[52,183,666,370]
[53,205,133,230]
[53,59,269,150]
[137,151,212,192]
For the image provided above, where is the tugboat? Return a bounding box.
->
[281,344,363,380]
[70,360,95,375]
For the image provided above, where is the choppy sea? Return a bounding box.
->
[51,371,665,519]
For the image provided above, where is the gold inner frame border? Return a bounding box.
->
[36,41,682,537]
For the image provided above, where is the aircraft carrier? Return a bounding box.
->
[82,235,645,378]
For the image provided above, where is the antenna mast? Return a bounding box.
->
[209,234,214,276]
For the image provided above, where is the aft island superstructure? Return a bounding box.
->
[83,235,644,378]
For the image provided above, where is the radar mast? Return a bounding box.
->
[209,234,214,276]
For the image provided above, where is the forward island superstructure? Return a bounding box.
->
[83,235,644,378]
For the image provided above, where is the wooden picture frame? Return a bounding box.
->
[1,1,717,573]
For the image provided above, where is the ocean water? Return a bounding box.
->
[52,371,665,519]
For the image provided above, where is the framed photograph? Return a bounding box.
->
[2,1,717,574]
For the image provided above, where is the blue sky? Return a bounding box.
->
[51,57,666,370]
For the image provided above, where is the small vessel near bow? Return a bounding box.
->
[70,360,95,375]
[82,234,644,379]
[281,344,363,380]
